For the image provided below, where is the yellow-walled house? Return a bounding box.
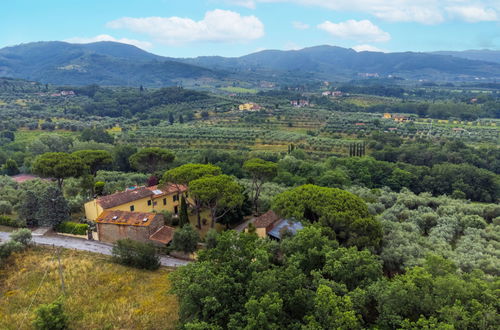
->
[84,183,188,221]
[239,103,262,111]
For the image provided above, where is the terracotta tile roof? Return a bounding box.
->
[149,226,175,244]
[147,183,188,197]
[253,210,281,228]
[97,187,154,209]
[96,210,162,227]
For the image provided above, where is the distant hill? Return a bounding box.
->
[183,45,500,80]
[431,50,500,64]
[1,42,500,86]
[0,41,222,86]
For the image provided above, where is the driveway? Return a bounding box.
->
[0,231,190,268]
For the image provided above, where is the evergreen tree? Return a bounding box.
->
[2,159,19,176]
[168,112,175,125]
[179,196,189,227]
[18,190,39,227]
[179,114,184,124]
[36,187,69,228]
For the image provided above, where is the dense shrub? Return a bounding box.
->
[112,238,160,270]
[0,215,23,227]
[55,222,89,235]
[171,225,199,254]
[32,298,68,330]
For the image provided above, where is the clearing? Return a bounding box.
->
[0,247,179,329]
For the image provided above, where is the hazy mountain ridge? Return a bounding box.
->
[431,50,500,64]
[1,41,499,86]
[0,41,221,86]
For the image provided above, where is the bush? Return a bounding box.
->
[0,240,24,259]
[55,222,89,235]
[0,215,22,227]
[112,239,160,270]
[0,200,12,214]
[32,298,68,330]
[171,225,199,254]
[10,228,32,245]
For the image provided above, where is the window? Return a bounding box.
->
[174,206,178,215]
[173,194,179,202]
[147,200,152,206]
[130,205,135,211]
[153,201,157,206]
[163,198,167,205]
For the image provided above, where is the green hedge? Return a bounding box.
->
[0,215,23,228]
[55,222,89,235]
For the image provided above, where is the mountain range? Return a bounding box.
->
[0,41,499,86]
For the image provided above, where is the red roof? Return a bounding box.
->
[97,187,154,209]
[253,210,281,228]
[96,210,162,227]
[149,226,175,244]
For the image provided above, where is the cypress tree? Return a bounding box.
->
[179,196,189,227]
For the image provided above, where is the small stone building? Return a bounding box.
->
[96,210,164,244]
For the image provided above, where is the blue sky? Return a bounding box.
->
[2,0,500,57]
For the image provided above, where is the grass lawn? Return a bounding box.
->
[0,247,178,330]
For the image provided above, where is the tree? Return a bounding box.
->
[171,224,199,254]
[0,201,12,215]
[18,190,39,227]
[2,159,19,176]
[80,128,114,144]
[112,238,160,270]
[72,150,112,176]
[243,158,278,214]
[163,164,222,228]
[36,187,70,228]
[112,144,137,172]
[303,285,360,330]
[32,152,87,189]
[168,112,175,125]
[189,175,244,228]
[179,196,189,227]
[272,185,382,251]
[321,247,383,290]
[32,298,68,330]
[129,147,175,174]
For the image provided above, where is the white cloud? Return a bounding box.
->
[107,9,264,45]
[318,19,391,42]
[65,34,153,50]
[227,0,500,24]
[292,21,310,29]
[352,44,386,52]
[446,6,498,23]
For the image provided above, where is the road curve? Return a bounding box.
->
[0,231,190,267]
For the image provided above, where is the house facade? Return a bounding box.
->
[84,184,188,221]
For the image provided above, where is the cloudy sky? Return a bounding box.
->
[2,0,500,57]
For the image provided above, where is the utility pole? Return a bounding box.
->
[56,247,66,296]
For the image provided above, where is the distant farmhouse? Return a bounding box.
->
[321,91,343,97]
[239,103,262,111]
[290,99,310,107]
[247,210,303,240]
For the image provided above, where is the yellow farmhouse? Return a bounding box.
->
[84,184,188,221]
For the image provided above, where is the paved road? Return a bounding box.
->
[0,231,190,268]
